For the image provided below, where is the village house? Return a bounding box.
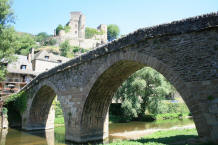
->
[0,49,70,98]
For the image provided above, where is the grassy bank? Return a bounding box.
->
[55,117,64,125]
[106,129,214,145]
[109,113,191,124]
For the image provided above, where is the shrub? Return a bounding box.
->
[4,91,27,114]
[85,27,104,39]
[54,100,63,118]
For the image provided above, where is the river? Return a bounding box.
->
[1,118,194,145]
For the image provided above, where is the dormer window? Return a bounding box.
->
[20,65,27,70]
[45,56,49,59]
[57,60,62,63]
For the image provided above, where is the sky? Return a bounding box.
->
[12,0,218,35]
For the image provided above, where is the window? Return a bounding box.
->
[45,56,49,59]
[57,60,62,63]
[75,31,77,34]
[20,65,27,70]
[75,24,77,27]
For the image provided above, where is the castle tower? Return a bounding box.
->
[78,14,86,39]
[69,12,86,39]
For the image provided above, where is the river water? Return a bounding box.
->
[1,119,194,145]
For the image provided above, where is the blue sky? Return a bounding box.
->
[12,0,218,35]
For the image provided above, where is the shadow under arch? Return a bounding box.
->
[81,58,195,141]
[23,83,63,131]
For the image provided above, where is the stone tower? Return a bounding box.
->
[54,11,108,49]
[68,12,86,39]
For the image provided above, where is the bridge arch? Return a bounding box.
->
[80,51,197,142]
[22,81,61,130]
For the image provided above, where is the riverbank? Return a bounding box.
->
[107,128,214,145]
[110,124,195,141]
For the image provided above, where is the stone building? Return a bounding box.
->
[54,12,107,49]
[0,49,69,98]
[30,49,70,75]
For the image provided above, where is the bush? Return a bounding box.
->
[45,38,57,46]
[4,91,27,114]
[54,100,63,118]
[85,27,104,39]
[2,107,7,116]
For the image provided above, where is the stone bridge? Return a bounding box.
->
[21,12,218,143]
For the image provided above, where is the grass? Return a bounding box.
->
[106,129,215,145]
[55,117,64,124]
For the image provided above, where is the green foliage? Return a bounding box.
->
[149,101,190,116]
[56,24,63,35]
[114,67,175,121]
[112,67,190,122]
[44,38,57,46]
[105,129,199,145]
[207,95,214,101]
[0,0,14,25]
[54,100,63,118]
[156,113,185,120]
[55,117,64,124]
[4,91,28,114]
[0,0,16,80]
[85,27,104,39]
[14,32,37,55]
[107,24,120,41]
[35,32,49,43]
[60,41,73,58]
[35,32,56,46]
[60,41,88,58]
[2,107,8,115]
[56,24,71,35]
[64,25,71,33]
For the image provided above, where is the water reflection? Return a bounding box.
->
[46,129,55,145]
[0,129,8,145]
[3,119,194,145]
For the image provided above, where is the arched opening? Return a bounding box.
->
[81,60,195,142]
[28,85,58,130]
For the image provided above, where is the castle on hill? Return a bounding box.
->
[54,12,107,49]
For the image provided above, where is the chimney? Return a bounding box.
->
[31,48,35,61]
[28,53,31,63]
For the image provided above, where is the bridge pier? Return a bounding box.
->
[58,94,109,143]
[185,80,218,143]
[64,113,109,143]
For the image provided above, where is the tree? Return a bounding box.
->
[56,24,64,35]
[44,38,57,46]
[0,0,16,80]
[107,24,120,41]
[113,67,174,120]
[59,41,74,58]
[14,32,36,55]
[55,24,71,35]
[85,27,104,39]
[35,32,57,46]
[35,32,49,45]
